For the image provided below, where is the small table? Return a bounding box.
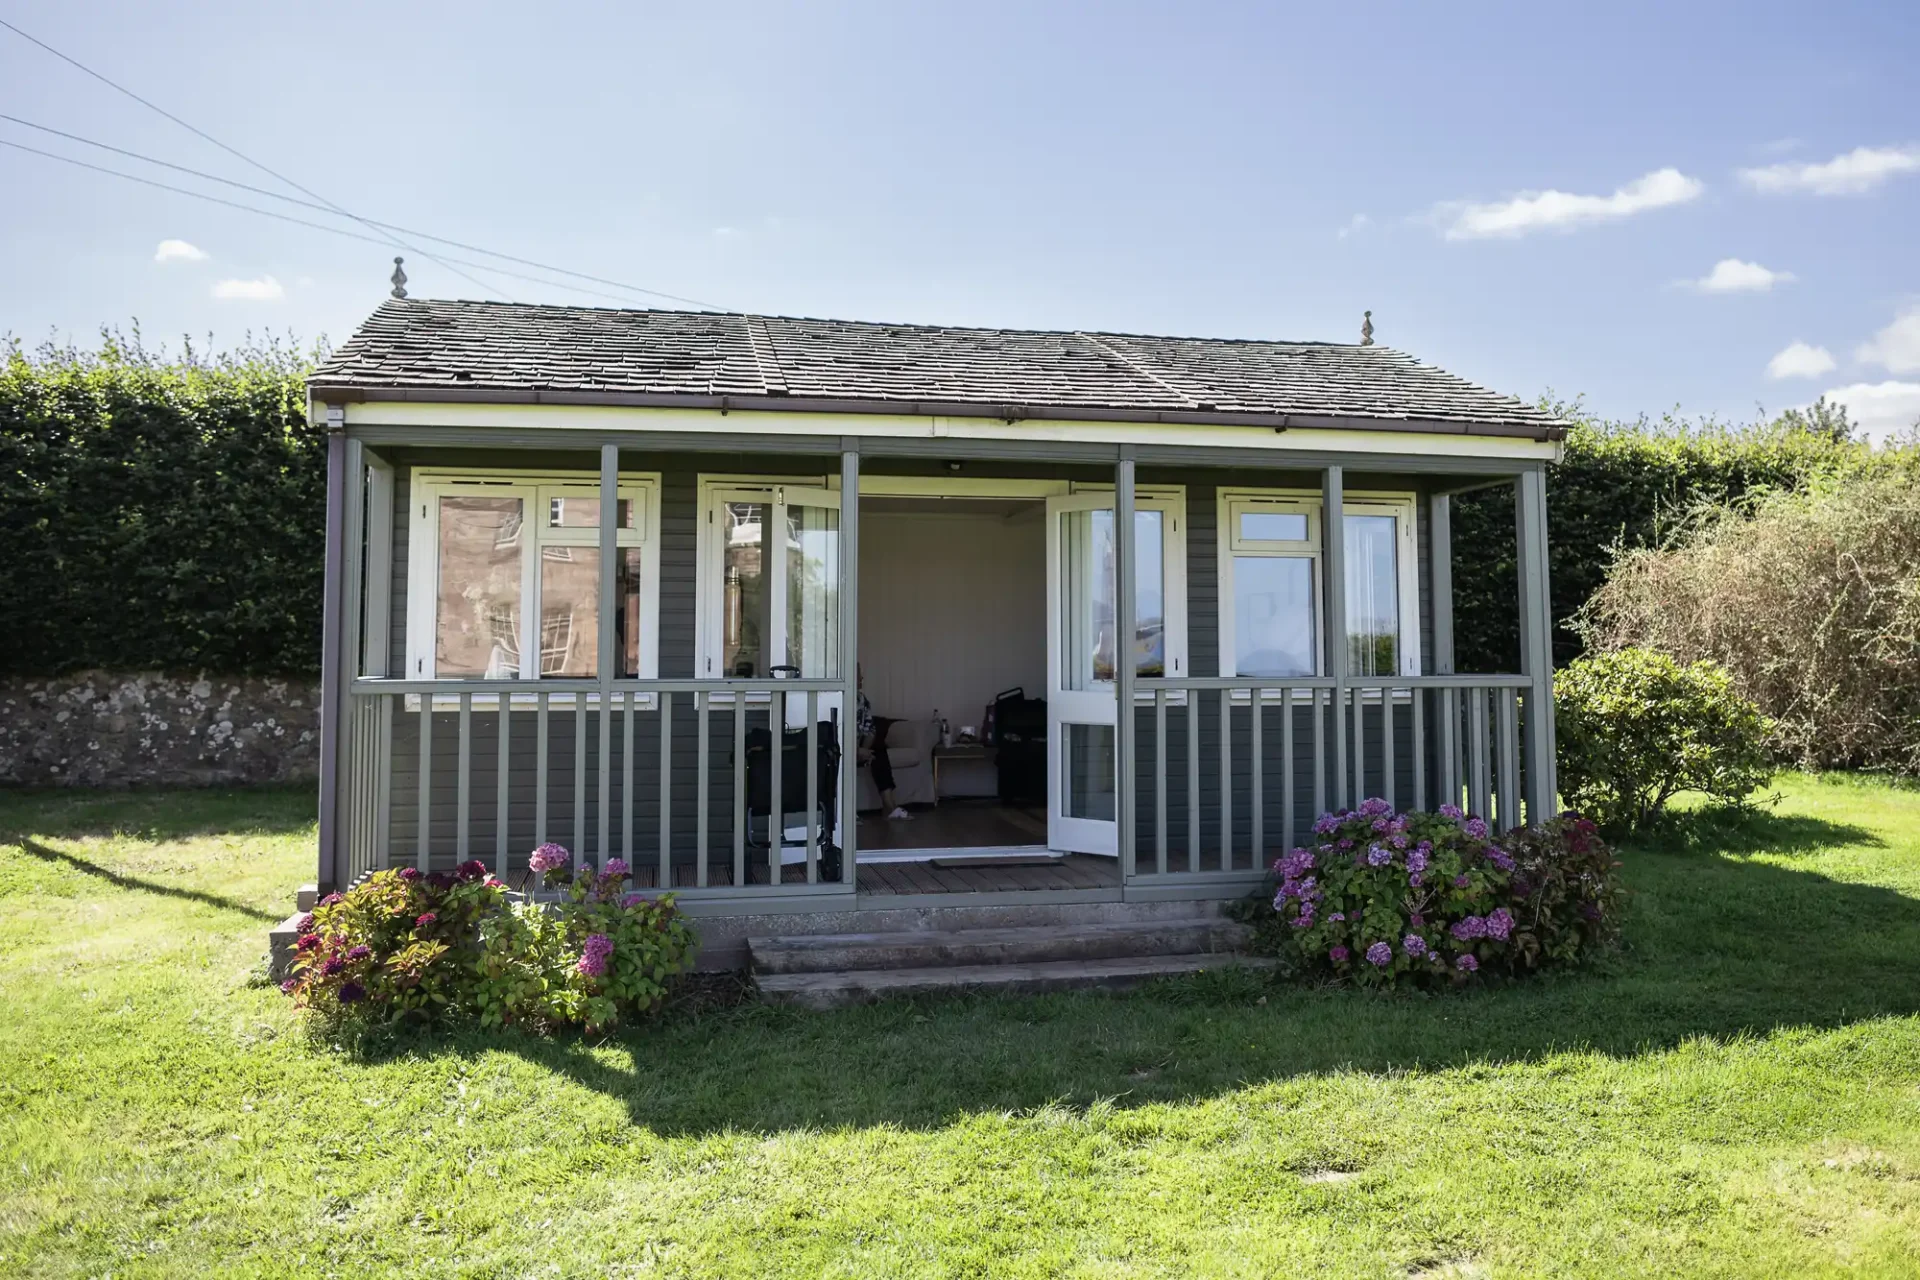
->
[931,743,996,803]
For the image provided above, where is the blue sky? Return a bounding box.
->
[4,1,1918,437]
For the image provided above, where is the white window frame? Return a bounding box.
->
[1062,481,1190,692]
[1216,487,1420,683]
[694,475,835,686]
[405,469,662,696]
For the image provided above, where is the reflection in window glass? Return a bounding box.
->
[1346,514,1400,676]
[1134,511,1165,677]
[535,547,646,677]
[547,496,634,529]
[1061,508,1165,687]
[1233,555,1315,677]
[785,503,840,677]
[722,502,767,677]
[1240,510,1308,542]
[435,496,523,677]
[1064,723,1116,821]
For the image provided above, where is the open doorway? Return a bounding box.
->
[854,491,1051,860]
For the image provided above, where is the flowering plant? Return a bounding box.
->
[1242,799,1623,988]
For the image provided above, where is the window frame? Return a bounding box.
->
[405,469,662,688]
[1216,487,1420,682]
[694,475,838,685]
[1059,481,1191,689]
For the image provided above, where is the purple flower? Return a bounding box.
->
[1329,945,1350,964]
[1453,874,1472,890]
[1327,912,1345,923]
[278,977,299,995]
[294,913,316,934]
[1438,803,1464,820]
[621,892,649,909]
[455,859,488,882]
[577,932,614,978]
[1276,848,1316,881]
[1390,834,1410,850]
[1290,912,1315,929]
[346,944,372,961]
[321,956,346,977]
[337,981,367,1003]
[1365,941,1393,966]
[1451,915,1487,941]
[295,933,320,953]
[1366,844,1393,867]
[1402,934,1428,958]
[604,858,630,879]
[1485,847,1515,873]
[415,912,437,929]
[1313,812,1342,835]
[1408,912,1424,926]
[529,843,571,874]
[1455,953,1479,973]
[319,892,344,908]
[1408,873,1424,888]
[1359,797,1393,818]
[1371,818,1390,834]
[1485,908,1515,941]
[1337,837,1355,850]
[1463,817,1490,840]
[398,867,422,882]
[1406,848,1429,875]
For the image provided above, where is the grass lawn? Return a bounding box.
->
[2,777,1920,1277]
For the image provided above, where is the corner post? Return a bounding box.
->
[1515,468,1557,822]
[597,442,619,870]
[1322,465,1347,810]
[1429,492,1454,676]
[316,404,351,891]
[838,444,860,885]
[1114,449,1137,878]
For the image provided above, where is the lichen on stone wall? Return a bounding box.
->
[0,672,321,787]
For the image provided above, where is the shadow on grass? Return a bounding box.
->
[355,807,1920,1135]
[14,836,282,922]
[1629,804,1882,858]
[0,782,315,844]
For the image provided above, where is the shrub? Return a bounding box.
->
[1242,799,1623,988]
[1555,648,1775,832]
[283,847,698,1037]
[1579,472,1920,776]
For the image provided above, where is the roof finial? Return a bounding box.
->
[390,256,408,300]
[1360,310,1374,346]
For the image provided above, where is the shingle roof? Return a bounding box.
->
[311,298,1562,438]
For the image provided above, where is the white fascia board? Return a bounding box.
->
[325,400,1562,463]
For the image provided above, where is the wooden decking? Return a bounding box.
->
[858,853,1115,895]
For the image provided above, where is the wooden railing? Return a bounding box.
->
[343,677,854,897]
[1130,675,1537,881]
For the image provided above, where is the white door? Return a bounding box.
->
[1047,494,1122,855]
[771,487,844,854]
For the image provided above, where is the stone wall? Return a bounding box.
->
[0,673,321,788]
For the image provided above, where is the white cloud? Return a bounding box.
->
[1740,145,1920,196]
[1856,305,1920,375]
[1691,258,1794,293]
[210,275,284,301]
[1767,341,1836,379]
[1820,381,1920,444]
[1440,167,1704,240]
[154,239,207,263]
[1336,213,1371,240]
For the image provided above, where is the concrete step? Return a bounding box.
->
[749,917,1251,974]
[756,953,1279,1008]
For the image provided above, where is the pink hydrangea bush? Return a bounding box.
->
[284,846,698,1038]
[1240,800,1624,988]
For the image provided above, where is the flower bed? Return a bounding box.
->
[1238,800,1625,987]
[282,847,698,1035]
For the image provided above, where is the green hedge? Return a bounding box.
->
[1,333,325,677]
[1448,408,1876,673]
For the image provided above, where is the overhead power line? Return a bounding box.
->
[0,15,516,302]
[0,137,720,310]
[0,117,725,312]
[0,112,724,310]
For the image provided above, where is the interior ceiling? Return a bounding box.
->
[860,496,1044,518]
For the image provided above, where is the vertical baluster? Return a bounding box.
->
[1281,689,1295,848]
[495,694,510,878]
[1469,687,1492,822]
[598,691,612,873]
[696,692,710,888]
[769,690,784,885]
[1412,686,1426,813]
[1496,687,1520,831]
[658,689,674,889]
[1312,688,1326,822]
[806,692,820,884]
[1218,689,1233,871]
[536,692,550,845]
[456,692,472,860]
[1154,688,1168,877]
[622,692,635,860]
[1249,687,1263,870]
[416,697,432,871]
[1186,687,1199,874]
[1442,688,1459,813]
[1350,686,1365,808]
[1381,683,1395,814]
[375,695,393,870]
[573,692,588,874]
[733,693,747,887]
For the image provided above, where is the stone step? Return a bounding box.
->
[756,953,1278,1008]
[749,917,1250,974]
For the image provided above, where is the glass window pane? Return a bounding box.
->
[1060,507,1163,686]
[1134,511,1165,677]
[435,496,523,678]
[785,503,840,678]
[618,547,644,678]
[1233,555,1316,677]
[723,502,767,678]
[1346,514,1400,677]
[539,546,599,676]
[548,496,634,530]
[1240,510,1307,542]
[1064,723,1116,821]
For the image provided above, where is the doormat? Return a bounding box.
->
[930,853,1067,869]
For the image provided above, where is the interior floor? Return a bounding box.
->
[856,798,1047,852]
[858,851,1115,895]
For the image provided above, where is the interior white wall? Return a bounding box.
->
[858,504,1045,732]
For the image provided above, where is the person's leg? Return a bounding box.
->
[871,718,908,818]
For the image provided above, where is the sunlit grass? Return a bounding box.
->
[2,775,1918,1276]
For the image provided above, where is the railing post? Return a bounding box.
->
[1516,468,1557,823]
[597,442,618,871]
[1322,466,1347,813]
[839,443,860,886]
[316,407,352,890]
[1114,450,1136,880]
